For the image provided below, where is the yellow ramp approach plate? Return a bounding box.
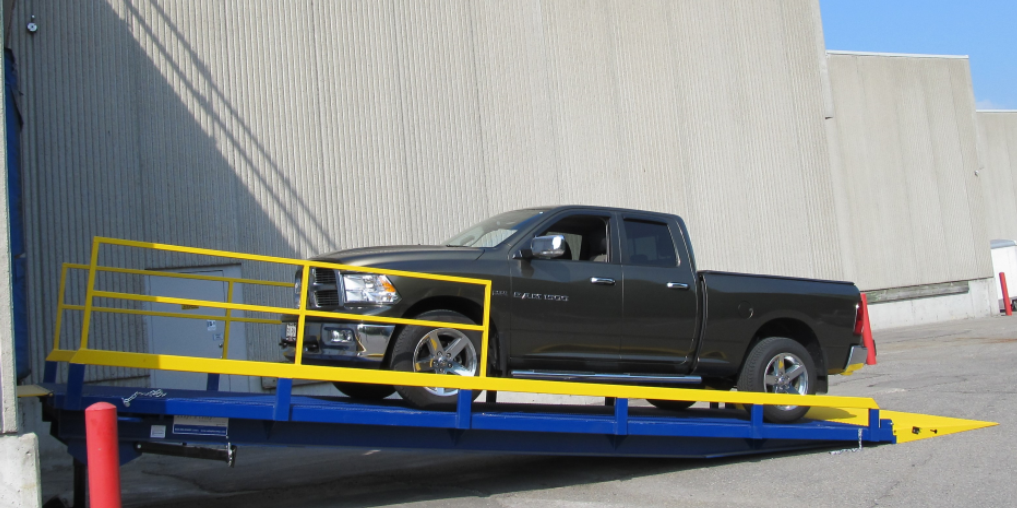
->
[17,385,52,398]
[806,407,997,443]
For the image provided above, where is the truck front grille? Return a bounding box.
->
[313,290,340,307]
[312,268,337,285]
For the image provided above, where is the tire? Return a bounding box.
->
[647,399,696,411]
[390,310,484,409]
[332,382,395,400]
[737,337,817,423]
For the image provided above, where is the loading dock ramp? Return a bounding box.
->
[26,238,994,475]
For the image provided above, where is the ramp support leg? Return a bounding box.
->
[73,458,87,508]
[485,390,497,403]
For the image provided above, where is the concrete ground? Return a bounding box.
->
[40,316,1016,507]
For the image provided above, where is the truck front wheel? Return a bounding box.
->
[390,309,484,409]
[737,337,816,423]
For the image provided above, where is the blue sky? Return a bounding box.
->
[820,0,1016,110]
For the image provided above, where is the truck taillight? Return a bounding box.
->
[853,302,864,335]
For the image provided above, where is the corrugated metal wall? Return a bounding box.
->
[826,52,992,291]
[978,111,1017,241]
[10,0,844,382]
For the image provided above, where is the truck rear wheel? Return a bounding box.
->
[390,310,483,409]
[737,337,816,423]
[332,382,395,400]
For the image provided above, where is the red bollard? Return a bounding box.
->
[85,402,122,508]
[1001,272,1012,317]
[860,293,877,365]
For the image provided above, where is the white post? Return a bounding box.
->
[0,3,42,506]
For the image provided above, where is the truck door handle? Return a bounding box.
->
[666,282,689,290]
[590,277,616,286]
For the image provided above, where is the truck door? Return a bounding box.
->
[618,215,698,373]
[509,211,624,371]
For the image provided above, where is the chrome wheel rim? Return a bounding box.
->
[412,328,478,396]
[763,352,808,410]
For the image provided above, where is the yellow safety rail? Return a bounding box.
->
[47,236,881,410]
[49,262,289,363]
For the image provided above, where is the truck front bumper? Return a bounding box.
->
[841,345,869,376]
[281,322,396,366]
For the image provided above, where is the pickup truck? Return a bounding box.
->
[281,206,869,422]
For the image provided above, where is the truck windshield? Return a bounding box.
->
[445,209,545,248]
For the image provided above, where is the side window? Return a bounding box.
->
[623,219,678,267]
[537,215,610,262]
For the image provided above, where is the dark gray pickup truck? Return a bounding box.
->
[282,206,869,422]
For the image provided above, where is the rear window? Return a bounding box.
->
[622,220,678,267]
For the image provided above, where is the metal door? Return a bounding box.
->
[145,266,248,390]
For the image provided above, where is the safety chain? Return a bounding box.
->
[122,389,167,407]
[830,428,864,455]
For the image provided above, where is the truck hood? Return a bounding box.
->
[313,245,484,267]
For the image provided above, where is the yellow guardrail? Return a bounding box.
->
[47,236,881,410]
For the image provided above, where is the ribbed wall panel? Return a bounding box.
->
[10,0,843,382]
[827,54,992,291]
[979,112,1017,241]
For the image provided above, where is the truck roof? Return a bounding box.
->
[534,205,683,220]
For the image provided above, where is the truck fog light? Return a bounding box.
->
[326,328,355,344]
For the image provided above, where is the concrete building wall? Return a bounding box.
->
[978,111,1017,241]
[8,0,845,383]
[825,52,995,328]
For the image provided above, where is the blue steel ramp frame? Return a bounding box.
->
[40,379,895,466]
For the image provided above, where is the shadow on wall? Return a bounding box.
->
[123,0,338,254]
[13,0,317,387]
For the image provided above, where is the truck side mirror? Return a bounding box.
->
[531,235,567,259]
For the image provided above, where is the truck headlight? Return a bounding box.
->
[293,271,303,308]
[342,274,401,304]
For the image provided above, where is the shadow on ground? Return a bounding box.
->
[130,444,854,508]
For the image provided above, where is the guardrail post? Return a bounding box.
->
[455,390,473,429]
[614,398,629,435]
[273,379,292,421]
[205,374,220,392]
[66,363,86,410]
[749,404,764,440]
[868,408,880,440]
[1001,273,1012,316]
[86,402,122,508]
[43,360,58,383]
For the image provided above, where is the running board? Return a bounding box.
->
[510,370,702,385]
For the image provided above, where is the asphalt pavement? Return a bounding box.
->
[40,315,1017,507]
